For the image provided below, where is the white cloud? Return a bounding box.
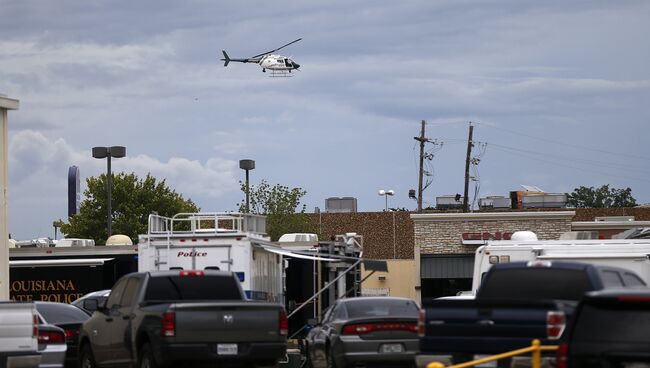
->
[7,130,239,239]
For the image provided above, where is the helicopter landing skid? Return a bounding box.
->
[268,70,293,78]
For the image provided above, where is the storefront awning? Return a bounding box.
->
[421,254,474,279]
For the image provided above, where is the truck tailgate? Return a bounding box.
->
[172,302,283,343]
[421,299,570,353]
[0,303,37,353]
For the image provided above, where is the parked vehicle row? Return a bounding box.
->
[35,301,90,368]
[78,269,288,368]
[417,261,648,368]
[0,301,41,368]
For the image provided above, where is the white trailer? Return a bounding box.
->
[138,212,288,302]
[471,232,650,294]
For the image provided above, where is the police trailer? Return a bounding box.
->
[137,212,336,302]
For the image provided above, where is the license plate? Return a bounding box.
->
[217,344,238,355]
[379,343,404,353]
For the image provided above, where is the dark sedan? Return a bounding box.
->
[35,302,91,368]
[306,297,420,368]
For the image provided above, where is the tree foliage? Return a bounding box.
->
[238,180,315,241]
[61,172,199,244]
[567,184,637,208]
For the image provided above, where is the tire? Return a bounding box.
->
[139,343,159,368]
[79,344,97,368]
[326,345,337,368]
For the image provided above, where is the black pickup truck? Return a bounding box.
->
[557,289,650,368]
[78,270,287,368]
[416,261,646,368]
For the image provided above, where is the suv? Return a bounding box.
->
[557,289,650,368]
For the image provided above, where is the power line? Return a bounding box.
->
[488,144,650,184]
[475,121,650,161]
[482,141,650,175]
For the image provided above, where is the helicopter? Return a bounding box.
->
[221,38,302,76]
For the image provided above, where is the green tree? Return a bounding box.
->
[567,184,637,208]
[238,180,315,241]
[61,172,199,244]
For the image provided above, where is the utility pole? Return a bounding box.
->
[462,122,474,213]
[414,120,426,212]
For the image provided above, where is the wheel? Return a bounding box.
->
[326,345,337,368]
[139,343,159,368]
[79,344,97,368]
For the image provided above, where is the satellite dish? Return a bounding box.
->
[510,231,539,242]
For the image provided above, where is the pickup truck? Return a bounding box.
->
[0,302,41,368]
[557,289,650,368]
[417,261,647,368]
[78,270,288,368]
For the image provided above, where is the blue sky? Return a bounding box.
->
[2,1,649,240]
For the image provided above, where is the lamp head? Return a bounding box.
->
[378,190,386,196]
[92,147,108,159]
[109,146,126,158]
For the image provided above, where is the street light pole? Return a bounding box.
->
[378,189,395,211]
[239,159,255,213]
[92,146,126,238]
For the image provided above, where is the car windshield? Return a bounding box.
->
[37,303,90,324]
[478,268,594,300]
[573,302,650,343]
[344,299,419,318]
[144,275,242,301]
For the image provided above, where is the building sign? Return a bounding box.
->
[10,265,104,303]
[461,232,513,245]
[361,288,390,296]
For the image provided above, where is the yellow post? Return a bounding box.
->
[531,339,541,368]
[428,363,446,368]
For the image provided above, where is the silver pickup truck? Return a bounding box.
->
[78,270,287,368]
[0,302,41,368]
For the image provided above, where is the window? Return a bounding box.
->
[120,278,141,307]
[105,278,128,309]
[36,303,89,324]
[601,270,624,287]
[345,299,419,318]
[144,275,242,301]
[333,304,348,320]
[622,272,646,287]
[479,269,594,301]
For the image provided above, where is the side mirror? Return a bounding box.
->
[83,299,98,312]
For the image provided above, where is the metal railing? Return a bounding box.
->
[147,212,267,237]
[427,340,558,368]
